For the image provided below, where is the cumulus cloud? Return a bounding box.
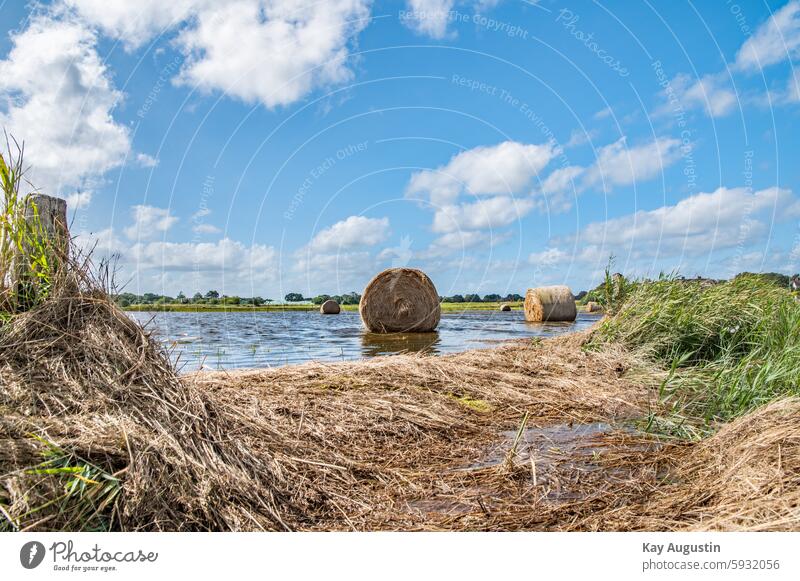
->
[63,0,198,49]
[62,0,372,108]
[136,153,159,168]
[735,0,800,72]
[402,0,456,39]
[530,186,799,274]
[583,137,682,190]
[536,137,683,210]
[65,191,93,210]
[174,0,371,108]
[579,186,798,253]
[192,223,221,235]
[431,196,534,233]
[130,237,276,272]
[80,227,278,293]
[307,215,390,252]
[537,165,582,212]
[666,73,739,118]
[406,141,558,205]
[423,229,511,259]
[124,205,179,240]
[0,14,130,200]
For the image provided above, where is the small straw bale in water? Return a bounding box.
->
[499,303,511,311]
[524,285,577,322]
[320,299,340,314]
[359,268,440,333]
[586,301,603,313]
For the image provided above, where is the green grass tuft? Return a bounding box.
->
[592,274,800,436]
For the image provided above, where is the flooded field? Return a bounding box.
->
[129,309,602,371]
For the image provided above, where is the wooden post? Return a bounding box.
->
[25,194,69,256]
[14,195,69,308]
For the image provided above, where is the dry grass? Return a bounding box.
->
[588,398,800,531]
[1,268,797,531]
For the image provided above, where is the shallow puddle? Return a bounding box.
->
[407,421,646,517]
[470,422,620,470]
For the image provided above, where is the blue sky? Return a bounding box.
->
[1,0,799,298]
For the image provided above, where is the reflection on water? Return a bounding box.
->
[361,331,441,356]
[128,309,602,372]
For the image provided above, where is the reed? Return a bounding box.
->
[592,274,800,435]
[0,140,55,315]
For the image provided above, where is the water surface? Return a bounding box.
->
[129,310,601,372]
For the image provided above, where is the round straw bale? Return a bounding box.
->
[499,303,512,311]
[586,301,603,313]
[524,285,577,322]
[359,268,441,333]
[320,299,340,314]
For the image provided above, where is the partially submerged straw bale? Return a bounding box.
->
[586,301,603,313]
[320,299,340,314]
[499,303,511,311]
[359,268,440,333]
[524,285,577,322]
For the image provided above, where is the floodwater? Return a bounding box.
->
[128,309,602,372]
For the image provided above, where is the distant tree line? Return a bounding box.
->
[291,292,524,304]
[306,292,362,305]
[437,293,524,303]
[115,290,526,307]
[115,272,799,309]
[114,290,271,307]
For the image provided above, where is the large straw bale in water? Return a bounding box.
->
[524,285,577,322]
[320,299,340,314]
[359,268,441,333]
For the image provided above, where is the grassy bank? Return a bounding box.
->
[122,301,525,313]
[591,274,800,437]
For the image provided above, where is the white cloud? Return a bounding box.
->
[423,230,510,259]
[62,0,372,108]
[174,0,371,108]
[377,235,414,268]
[668,73,738,118]
[783,71,800,103]
[293,249,380,293]
[767,70,800,104]
[124,205,179,240]
[529,246,569,267]
[63,0,198,49]
[192,223,221,234]
[583,137,682,190]
[307,215,390,252]
[0,15,130,198]
[130,237,276,272]
[579,186,798,254]
[530,186,799,274]
[80,228,278,293]
[402,0,456,39]
[406,141,558,205]
[535,137,683,209]
[432,196,534,233]
[593,106,613,120]
[65,191,92,210]
[735,0,800,72]
[136,153,159,168]
[540,166,582,196]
